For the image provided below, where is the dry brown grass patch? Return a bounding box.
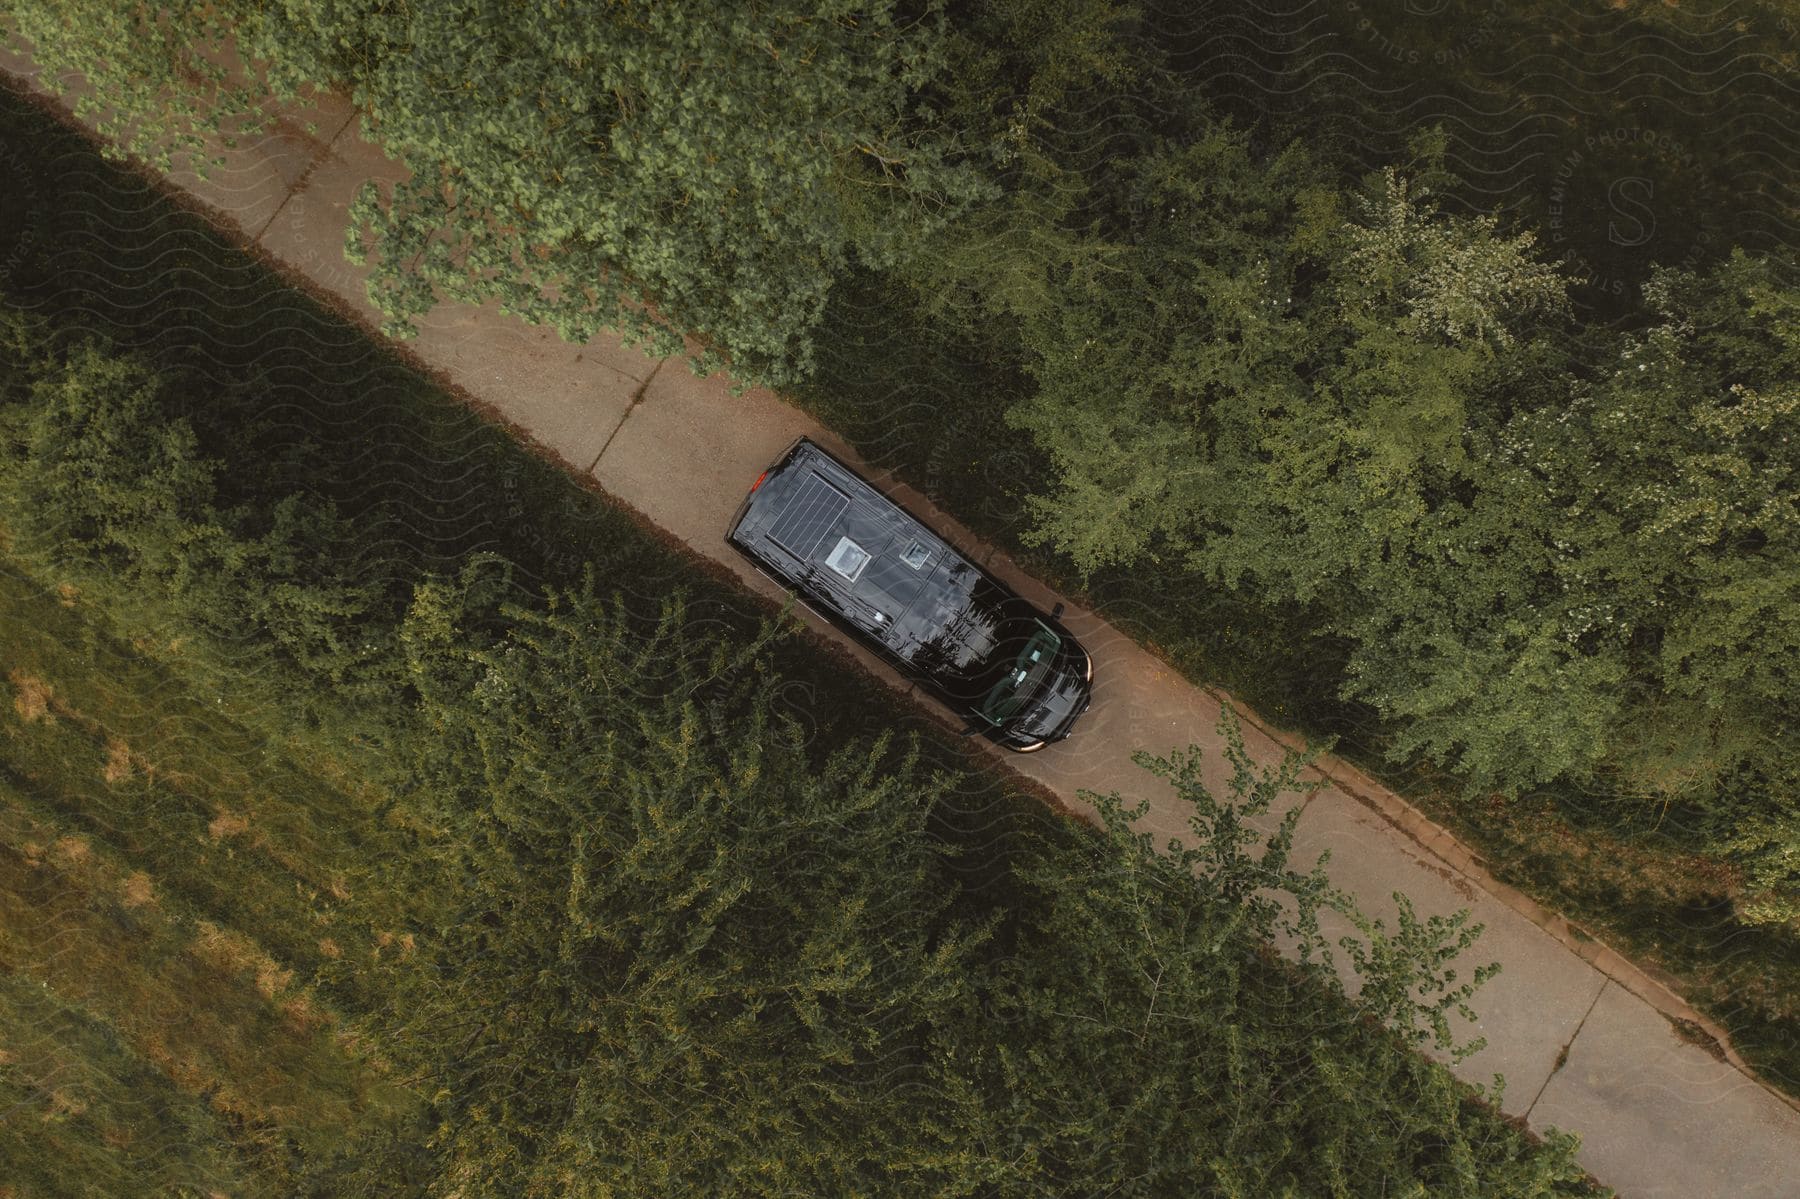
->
[255,960,294,1000]
[44,1089,89,1121]
[372,930,418,960]
[164,1051,210,1094]
[120,871,156,909]
[51,835,90,866]
[317,937,342,960]
[282,995,323,1034]
[195,921,313,1014]
[102,736,133,784]
[54,581,79,607]
[191,920,263,979]
[207,809,250,841]
[9,670,52,723]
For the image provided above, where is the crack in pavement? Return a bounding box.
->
[586,357,667,475]
[250,104,358,246]
[1526,978,1609,1122]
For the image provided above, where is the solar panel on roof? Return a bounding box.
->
[768,471,851,559]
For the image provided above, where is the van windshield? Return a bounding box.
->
[975,622,1061,726]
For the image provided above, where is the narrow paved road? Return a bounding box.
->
[5,41,1799,1196]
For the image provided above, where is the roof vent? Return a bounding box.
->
[824,535,871,582]
[900,539,930,570]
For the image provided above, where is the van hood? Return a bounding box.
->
[1007,646,1092,743]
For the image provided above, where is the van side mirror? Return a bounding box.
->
[1051,602,1065,620]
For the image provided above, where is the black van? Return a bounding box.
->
[727,438,1092,752]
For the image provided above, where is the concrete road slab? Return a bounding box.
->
[1289,788,1612,1102]
[407,295,652,471]
[0,41,48,88]
[529,309,670,387]
[164,111,332,237]
[4,32,351,240]
[592,369,817,554]
[255,131,407,322]
[271,83,358,142]
[154,38,353,236]
[1531,980,1800,1197]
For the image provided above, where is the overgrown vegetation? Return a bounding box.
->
[0,567,423,1192]
[6,0,1794,1099]
[0,88,1603,1193]
[7,0,996,386]
[1153,0,1800,321]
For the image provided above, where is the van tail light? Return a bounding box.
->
[749,470,769,493]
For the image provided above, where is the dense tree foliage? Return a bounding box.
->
[8,0,993,385]
[363,567,1587,1196]
[1149,0,1798,321]
[383,563,986,1192]
[0,309,402,739]
[1,0,252,171]
[993,130,1798,916]
[891,5,1799,918]
[1328,253,1795,795]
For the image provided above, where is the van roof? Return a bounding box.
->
[729,440,1025,674]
